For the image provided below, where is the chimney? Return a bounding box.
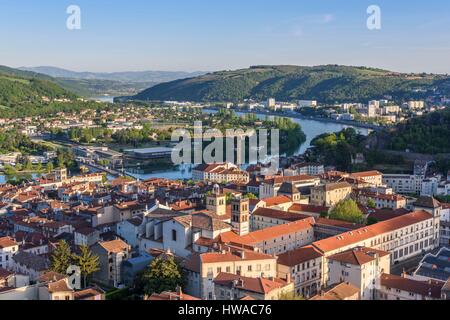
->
[176,285,182,296]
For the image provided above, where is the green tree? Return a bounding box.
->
[329,199,364,224]
[73,245,100,288]
[139,256,184,295]
[50,240,73,274]
[367,199,377,209]
[46,161,54,173]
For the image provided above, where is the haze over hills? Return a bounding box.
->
[19,66,206,84]
[126,65,450,104]
[19,66,207,97]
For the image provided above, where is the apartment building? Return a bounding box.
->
[213,273,294,300]
[192,163,249,184]
[0,237,19,270]
[277,245,324,298]
[356,190,407,209]
[183,249,278,300]
[350,171,383,187]
[259,175,320,200]
[327,247,391,300]
[440,203,450,247]
[376,273,444,300]
[220,218,315,256]
[383,174,423,194]
[310,182,352,207]
[312,210,439,284]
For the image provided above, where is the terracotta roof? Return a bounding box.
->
[48,279,72,293]
[289,204,329,214]
[224,218,315,247]
[74,287,105,300]
[414,196,441,209]
[313,182,352,192]
[313,210,433,253]
[277,246,323,267]
[147,291,200,301]
[39,271,67,283]
[380,273,444,298]
[263,195,292,207]
[310,282,360,300]
[98,239,130,253]
[200,250,275,264]
[328,247,390,265]
[214,273,288,294]
[253,208,310,222]
[0,237,17,248]
[350,171,382,178]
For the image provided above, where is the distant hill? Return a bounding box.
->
[0,65,76,108]
[19,66,205,83]
[126,65,450,103]
[19,66,206,96]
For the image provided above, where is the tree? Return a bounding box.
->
[329,199,364,224]
[73,245,100,288]
[46,161,54,173]
[367,198,377,209]
[139,256,184,295]
[367,216,379,226]
[50,240,73,274]
[245,193,258,200]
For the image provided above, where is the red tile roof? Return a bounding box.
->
[380,273,444,298]
[214,273,288,294]
[312,210,432,253]
[277,246,323,267]
[328,247,390,265]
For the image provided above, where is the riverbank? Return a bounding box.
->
[204,107,384,131]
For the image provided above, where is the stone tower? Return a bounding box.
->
[231,196,250,236]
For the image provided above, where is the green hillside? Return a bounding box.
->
[0,65,76,108]
[128,65,450,103]
[381,108,450,154]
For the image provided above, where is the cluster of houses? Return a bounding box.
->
[0,163,449,301]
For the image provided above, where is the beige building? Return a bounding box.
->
[312,210,438,285]
[220,218,315,256]
[183,249,278,300]
[91,239,131,287]
[213,272,294,300]
[376,273,444,300]
[310,182,352,207]
[327,247,391,300]
[277,245,324,298]
[350,171,383,187]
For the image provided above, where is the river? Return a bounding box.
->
[0,108,370,183]
[126,110,370,181]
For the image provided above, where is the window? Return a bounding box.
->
[172,230,177,242]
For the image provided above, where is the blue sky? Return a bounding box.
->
[1,0,450,73]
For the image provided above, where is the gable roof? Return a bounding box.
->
[380,273,444,298]
[312,210,432,253]
[328,247,390,266]
[277,246,323,267]
[213,272,288,294]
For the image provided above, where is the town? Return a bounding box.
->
[0,147,449,300]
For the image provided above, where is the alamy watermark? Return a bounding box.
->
[171,121,280,175]
[66,5,81,30]
[367,5,381,30]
